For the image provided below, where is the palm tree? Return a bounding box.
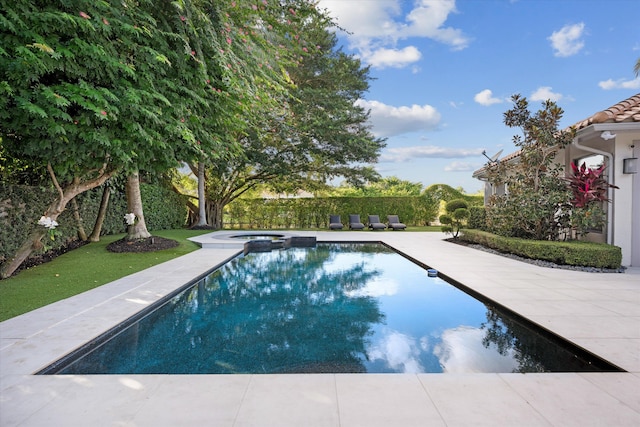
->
[635,58,640,77]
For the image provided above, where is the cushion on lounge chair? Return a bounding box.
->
[368,215,386,230]
[348,214,365,230]
[387,215,407,230]
[329,215,343,230]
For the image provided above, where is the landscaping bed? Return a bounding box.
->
[453,230,625,273]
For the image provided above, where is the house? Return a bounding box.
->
[473,93,640,267]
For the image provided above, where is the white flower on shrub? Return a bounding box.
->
[37,216,58,229]
[124,212,136,225]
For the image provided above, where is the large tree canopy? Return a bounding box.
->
[0,0,322,275]
[1,0,179,276]
[200,16,386,227]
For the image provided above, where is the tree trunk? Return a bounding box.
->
[0,165,116,279]
[125,171,151,240]
[210,200,225,229]
[71,197,88,241]
[196,161,207,226]
[88,185,111,242]
[0,229,47,279]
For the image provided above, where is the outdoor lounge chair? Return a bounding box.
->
[367,215,386,230]
[387,215,407,230]
[348,214,365,230]
[329,215,343,230]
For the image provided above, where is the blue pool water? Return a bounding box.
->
[45,243,619,374]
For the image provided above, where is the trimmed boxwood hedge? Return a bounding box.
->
[460,229,622,269]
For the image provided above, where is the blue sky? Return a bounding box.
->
[317,0,640,192]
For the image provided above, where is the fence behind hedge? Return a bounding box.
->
[224,196,439,229]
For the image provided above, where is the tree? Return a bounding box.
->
[166,0,324,227]
[635,57,640,77]
[329,176,423,197]
[484,95,575,240]
[0,0,203,276]
[422,184,484,205]
[439,199,469,238]
[201,12,386,228]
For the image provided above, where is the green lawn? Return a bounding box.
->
[0,226,442,321]
[0,229,211,322]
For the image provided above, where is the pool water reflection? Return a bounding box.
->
[47,243,618,374]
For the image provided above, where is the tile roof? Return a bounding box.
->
[473,93,640,178]
[570,92,640,130]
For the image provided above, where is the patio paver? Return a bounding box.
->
[1,231,638,426]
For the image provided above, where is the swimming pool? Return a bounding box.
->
[40,243,621,374]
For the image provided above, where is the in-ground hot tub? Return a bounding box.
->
[188,231,315,252]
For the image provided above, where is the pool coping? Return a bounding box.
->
[1,231,639,426]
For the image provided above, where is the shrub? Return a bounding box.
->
[484,95,574,241]
[460,229,622,269]
[444,199,468,213]
[440,199,469,238]
[468,206,487,230]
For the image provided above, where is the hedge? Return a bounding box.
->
[468,206,487,230]
[0,183,187,265]
[224,196,439,229]
[460,229,622,269]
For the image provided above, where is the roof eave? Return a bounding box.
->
[575,122,640,141]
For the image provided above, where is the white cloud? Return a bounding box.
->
[380,146,484,163]
[368,329,424,373]
[548,23,585,57]
[530,86,563,102]
[400,0,470,49]
[365,46,422,69]
[346,277,399,298]
[598,77,640,90]
[474,89,504,106]
[433,326,519,373]
[356,99,441,138]
[444,161,478,172]
[318,0,470,69]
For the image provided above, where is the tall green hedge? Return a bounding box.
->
[0,183,187,264]
[224,196,439,229]
[140,183,188,230]
[468,206,487,230]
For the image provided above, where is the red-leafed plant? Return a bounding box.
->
[566,162,618,236]
[567,162,616,206]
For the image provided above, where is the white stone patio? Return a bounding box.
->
[1,231,639,426]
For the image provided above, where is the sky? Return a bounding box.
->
[316,0,640,193]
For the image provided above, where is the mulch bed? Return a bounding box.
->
[13,239,90,275]
[8,236,179,277]
[106,236,179,253]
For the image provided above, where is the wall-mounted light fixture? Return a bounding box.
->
[600,131,617,140]
[623,157,638,174]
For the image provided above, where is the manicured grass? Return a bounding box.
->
[0,229,211,322]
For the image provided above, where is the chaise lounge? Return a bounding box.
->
[387,215,407,230]
[368,215,386,230]
[348,214,365,230]
[329,215,343,230]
